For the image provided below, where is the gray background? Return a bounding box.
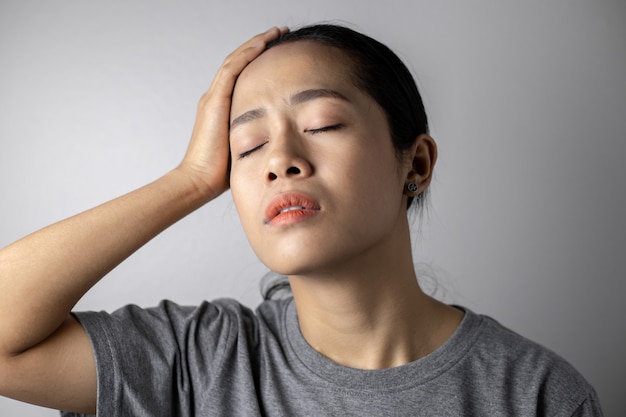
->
[1,0,624,415]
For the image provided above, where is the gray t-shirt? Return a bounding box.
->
[61,298,602,416]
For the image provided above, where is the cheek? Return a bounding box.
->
[230,174,270,249]
[230,160,259,193]
[230,173,256,222]
[354,146,406,212]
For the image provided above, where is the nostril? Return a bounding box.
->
[267,166,303,181]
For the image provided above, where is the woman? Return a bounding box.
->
[0,24,602,416]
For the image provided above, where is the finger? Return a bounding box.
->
[230,26,286,64]
[210,26,286,97]
[233,26,287,55]
[220,26,281,68]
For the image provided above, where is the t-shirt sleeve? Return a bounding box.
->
[474,315,605,417]
[60,299,250,417]
[570,389,604,417]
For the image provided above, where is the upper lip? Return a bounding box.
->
[264,191,321,224]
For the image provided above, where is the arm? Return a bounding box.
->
[0,26,286,414]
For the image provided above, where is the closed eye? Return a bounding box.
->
[306,124,343,134]
[237,140,269,160]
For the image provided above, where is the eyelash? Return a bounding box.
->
[306,124,343,134]
[237,125,343,159]
[237,140,269,160]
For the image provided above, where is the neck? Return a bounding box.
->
[288,221,462,370]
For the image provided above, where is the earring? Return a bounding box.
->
[406,182,419,193]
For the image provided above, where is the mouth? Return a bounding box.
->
[264,192,321,226]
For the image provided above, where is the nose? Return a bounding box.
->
[265,134,313,182]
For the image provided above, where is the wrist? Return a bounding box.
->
[166,166,226,208]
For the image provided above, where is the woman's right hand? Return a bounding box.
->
[178,26,288,200]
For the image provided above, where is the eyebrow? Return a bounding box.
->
[230,88,349,130]
[230,108,266,130]
[289,88,348,106]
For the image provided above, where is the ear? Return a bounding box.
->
[403,134,437,195]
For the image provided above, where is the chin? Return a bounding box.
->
[260,260,311,277]
[260,250,350,278]
[258,253,325,277]
[250,232,357,277]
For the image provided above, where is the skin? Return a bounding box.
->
[229,42,462,369]
[0,28,461,413]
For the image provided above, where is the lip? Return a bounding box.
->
[264,191,321,226]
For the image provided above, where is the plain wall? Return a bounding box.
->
[1,0,624,415]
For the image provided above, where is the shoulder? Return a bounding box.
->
[458,308,602,415]
[472,311,584,382]
[66,298,294,416]
[73,298,290,349]
[78,298,259,326]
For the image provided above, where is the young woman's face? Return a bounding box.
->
[229,41,412,275]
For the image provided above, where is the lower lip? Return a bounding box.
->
[266,208,319,226]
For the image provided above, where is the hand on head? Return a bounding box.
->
[178,26,289,200]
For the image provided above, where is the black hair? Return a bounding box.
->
[262,24,431,300]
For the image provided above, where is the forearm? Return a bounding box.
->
[0,168,214,355]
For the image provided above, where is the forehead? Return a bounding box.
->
[231,41,357,111]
